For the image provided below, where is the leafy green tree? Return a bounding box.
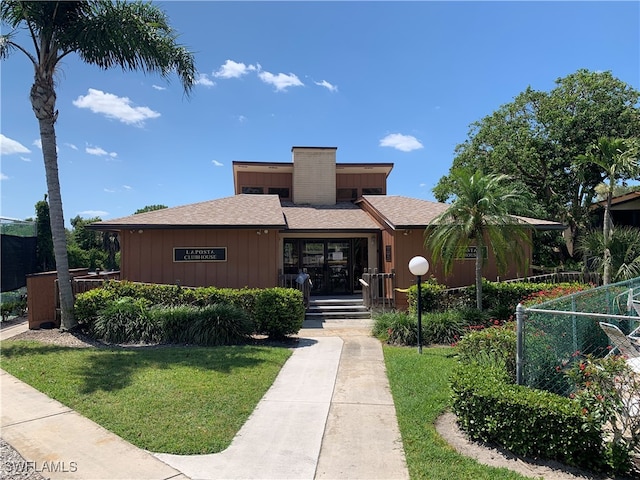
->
[427,169,532,310]
[35,196,54,272]
[70,215,102,251]
[0,1,196,330]
[134,204,168,214]
[576,137,639,284]
[434,70,640,262]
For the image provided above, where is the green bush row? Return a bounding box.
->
[450,363,606,472]
[74,281,304,342]
[405,280,592,321]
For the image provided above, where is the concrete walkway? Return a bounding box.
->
[1,319,409,480]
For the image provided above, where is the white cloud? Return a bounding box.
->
[73,88,160,126]
[419,183,426,187]
[78,210,109,217]
[86,146,107,156]
[33,139,42,149]
[379,133,424,152]
[195,73,215,87]
[152,84,166,91]
[212,160,223,167]
[0,134,31,155]
[214,59,257,79]
[104,188,115,193]
[237,115,247,123]
[122,185,132,190]
[86,145,118,158]
[258,71,304,92]
[1,172,8,180]
[65,143,78,150]
[315,80,338,92]
[20,156,31,162]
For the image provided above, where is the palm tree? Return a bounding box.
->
[576,137,639,284]
[427,169,532,310]
[0,1,195,330]
[578,226,640,283]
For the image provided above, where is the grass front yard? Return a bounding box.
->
[0,340,291,454]
[384,345,528,480]
[2,338,533,478]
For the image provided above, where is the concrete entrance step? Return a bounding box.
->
[306,297,371,322]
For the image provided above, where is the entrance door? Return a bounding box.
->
[292,239,355,295]
[327,241,350,294]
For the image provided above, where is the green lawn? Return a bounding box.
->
[0,340,291,454]
[384,345,528,480]
[2,338,530,478]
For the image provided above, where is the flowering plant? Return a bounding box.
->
[566,355,640,473]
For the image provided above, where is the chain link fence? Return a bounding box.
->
[516,277,640,395]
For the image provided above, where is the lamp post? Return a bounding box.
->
[409,256,429,354]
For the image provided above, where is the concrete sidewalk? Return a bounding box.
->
[1,319,409,479]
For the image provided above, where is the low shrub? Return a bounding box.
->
[422,310,465,345]
[76,282,304,342]
[406,279,447,314]
[185,304,254,346]
[1,296,27,320]
[253,288,304,339]
[456,324,517,380]
[451,363,605,472]
[93,296,160,344]
[373,311,418,346]
[148,305,195,344]
[74,288,116,327]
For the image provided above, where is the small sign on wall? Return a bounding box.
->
[174,247,227,262]
[385,245,392,262]
[458,246,488,260]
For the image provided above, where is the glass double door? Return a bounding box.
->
[284,239,352,295]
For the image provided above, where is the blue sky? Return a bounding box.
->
[1,1,639,226]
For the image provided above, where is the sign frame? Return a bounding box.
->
[173,247,227,263]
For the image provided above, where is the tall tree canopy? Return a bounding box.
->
[434,70,640,260]
[427,169,532,310]
[0,1,196,330]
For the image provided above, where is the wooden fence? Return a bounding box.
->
[360,268,396,310]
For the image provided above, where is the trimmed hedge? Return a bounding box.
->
[74,281,303,343]
[451,364,605,472]
[253,287,304,339]
[456,324,517,380]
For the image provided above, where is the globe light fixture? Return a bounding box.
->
[408,256,429,353]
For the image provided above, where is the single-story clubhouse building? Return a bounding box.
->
[91,146,563,307]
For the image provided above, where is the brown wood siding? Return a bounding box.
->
[120,229,279,288]
[236,171,293,197]
[394,229,533,289]
[336,173,387,194]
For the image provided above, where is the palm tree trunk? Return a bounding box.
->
[475,245,483,310]
[602,190,613,285]
[31,76,76,330]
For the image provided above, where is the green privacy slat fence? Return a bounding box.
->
[516,277,640,396]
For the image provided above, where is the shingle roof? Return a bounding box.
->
[360,195,449,228]
[90,193,565,232]
[361,195,565,230]
[91,195,286,229]
[282,202,381,231]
